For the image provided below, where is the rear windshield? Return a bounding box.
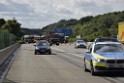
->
[37,42,49,46]
[77,40,84,43]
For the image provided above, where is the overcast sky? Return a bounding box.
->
[0,0,124,29]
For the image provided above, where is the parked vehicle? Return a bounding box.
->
[118,22,124,44]
[34,40,51,55]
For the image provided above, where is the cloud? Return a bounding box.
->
[0,0,33,13]
[55,5,72,14]
[0,0,124,28]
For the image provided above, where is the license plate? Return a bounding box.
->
[109,64,123,68]
[40,50,45,52]
[118,64,123,68]
[109,64,118,68]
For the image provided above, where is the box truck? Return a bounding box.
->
[118,22,124,44]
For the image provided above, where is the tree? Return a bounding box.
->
[0,18,6,28]
[41,11,124,41]
[99,28,110,37]
[2,18,21,37]
[79,16,93,24]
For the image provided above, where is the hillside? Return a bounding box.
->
[21,28,42,35]
[41,11,124,41]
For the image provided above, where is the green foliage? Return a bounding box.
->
[21,28,42,35]
[80,16,93,24]
[68,38,78,43]
[73,24,83,36]
[0,18,23,41]
[1,18,21,37]
[0,30,16,50]
[0,18,6,27]
[41,11,124,41]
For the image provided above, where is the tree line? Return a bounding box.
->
[41,11,124,41]
[0,18,23,38]
[1,11,124,42]
[0,18,43,38]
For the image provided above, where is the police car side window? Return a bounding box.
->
[88,44,92,53]
[89,48,92,53]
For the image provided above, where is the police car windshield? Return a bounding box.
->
[94,44,124,52]
[95,38,118,43]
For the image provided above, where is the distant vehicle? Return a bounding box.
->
[46,32,60,46]
[84,42,124,75]
[75,40,87,48]
[118,22,124,44]
[94,38,118,43]
[64,36,69,43]
[23,35,35,43]
[34,40,51,55]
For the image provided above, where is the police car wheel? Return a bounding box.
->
[48,50,52,54]
[84,59,88,72]
[35,51,37,55]
[90,61,96,75]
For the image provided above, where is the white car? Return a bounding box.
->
[75,40,87,48]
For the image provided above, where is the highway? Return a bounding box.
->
[2,44,124,83]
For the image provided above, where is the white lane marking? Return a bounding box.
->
[52,48,65,53]
[66,52,84,58]
[52,47,84,59]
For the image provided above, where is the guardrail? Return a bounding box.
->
[0,43,20,66]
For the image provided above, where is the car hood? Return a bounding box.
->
[95,52,124,59]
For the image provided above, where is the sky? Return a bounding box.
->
[0,0,124,29]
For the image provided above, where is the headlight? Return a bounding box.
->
[35,47,40,50]
[94,58,105,63]
[76,43,80,45]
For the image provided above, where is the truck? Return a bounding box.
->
[118,22,124,44]
[23,35,35,43]
[46,32,60,46]
[44,32,69,45]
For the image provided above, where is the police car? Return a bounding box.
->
[84,42,124,75]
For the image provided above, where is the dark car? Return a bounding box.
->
[34,40,51,55]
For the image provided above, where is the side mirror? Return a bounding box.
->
[86,50,90,53]
[49,43,52,46]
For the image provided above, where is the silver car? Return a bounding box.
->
[75,40,87,48]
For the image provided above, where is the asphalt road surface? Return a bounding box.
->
[3,44,124,83]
